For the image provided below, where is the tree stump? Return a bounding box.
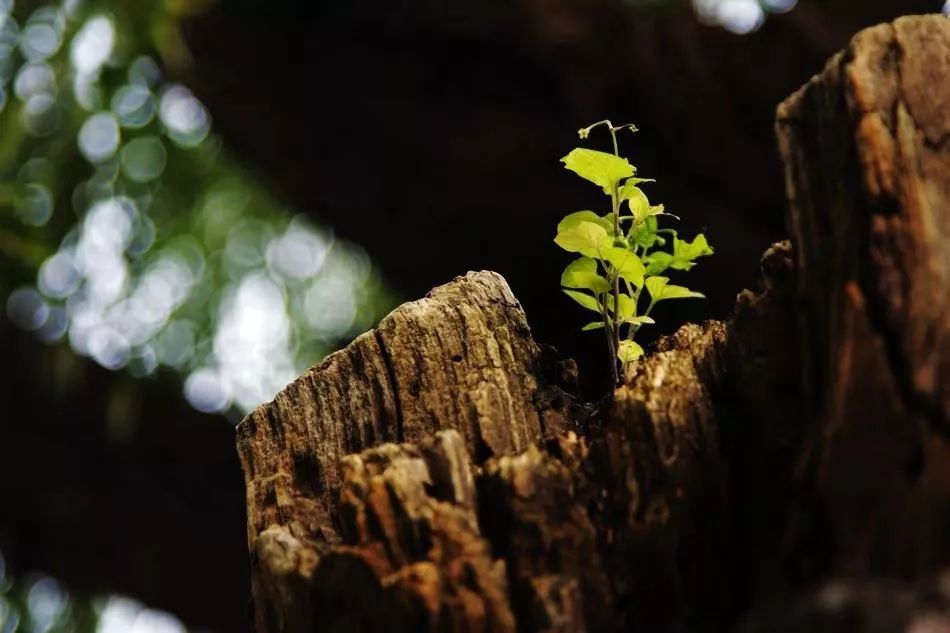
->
[237,15,950,633]
[775,14,950,579]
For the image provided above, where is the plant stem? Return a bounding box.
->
[581,119,613,138]
[582,118,640,386]
[600,298,619,386]
[608,129,623,386]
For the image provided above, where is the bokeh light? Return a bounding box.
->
[0,0,394,417]
[78,112,121,162]
[120,136,166,182]
[112,85,156,129]
[0,551,186,632]
[13,183,52,226]
[96,596,186,633]
[13,63,56,100]
[159,84,210,148]
[26,576,67,632]
[6,286,49,330]
[70,15,113,76]
[692,0,797,33]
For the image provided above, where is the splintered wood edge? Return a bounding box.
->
[236,270,572,556]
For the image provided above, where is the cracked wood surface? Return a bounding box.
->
[776,15,949,434]
[238,15,950,633]
[237,271,577,632]
[776,15,950,581]
[237,271,574,554]
[238,266,732,632]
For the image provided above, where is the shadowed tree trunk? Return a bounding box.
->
[236,15,950,632]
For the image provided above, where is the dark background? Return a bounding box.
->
[0,0,942,630]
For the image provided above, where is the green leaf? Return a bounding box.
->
[620,183,649,219]
[563,289,602,313]
[617,340,644,363]
[603,247,645,287]
[645,276,669,301]
[581,321,606,331]
[643,233,714,275]
[625,315,656,326]
[605,293,636,320]
[561,148,635,193]
[629,215,659,248]
[668,234,714,271]
[616,293,636,320]
[561,257,611,293]
[645,276,704,303]
[557,210,613,234]
[554,220,610,258]
[619,181,665,223]
[659,284,705,300]
[644,251,673,275]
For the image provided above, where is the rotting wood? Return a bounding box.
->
[775,14,950,583]
[238,15,950,633]
[237,270,578,632]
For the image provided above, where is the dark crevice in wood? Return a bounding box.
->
[373,328,405,443]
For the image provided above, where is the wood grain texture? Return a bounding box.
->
[237,264,735,631]
[237,271,577,632]
[776,15,950,580]
[239,15,950,633]
[777,15,950,432]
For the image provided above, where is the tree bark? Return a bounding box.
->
[237,15,950,633]
[774,14,950,579]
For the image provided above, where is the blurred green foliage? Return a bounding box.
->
[0,550,187,632]
[0,0,395,415]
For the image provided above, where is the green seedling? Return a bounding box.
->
[555,120,713,386]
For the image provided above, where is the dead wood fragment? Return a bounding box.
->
[237,271,576,631]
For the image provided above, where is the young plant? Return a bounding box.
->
[554,120,713,385]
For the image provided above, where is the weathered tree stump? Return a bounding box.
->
[773,12,950,578]
[237,15,950,633]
